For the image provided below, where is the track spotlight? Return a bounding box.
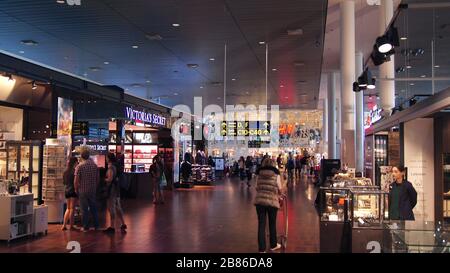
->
[376,26,399,54]
[31,81,37,90]
[353,82,361,92]
[354,69,376,92]
[376,35,392,54]
[4,73,14,81]
[370,45,390,66]
[367,78,376,89]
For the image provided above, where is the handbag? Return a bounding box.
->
[160,172,168,187]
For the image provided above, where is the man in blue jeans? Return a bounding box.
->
[74,147,100,232]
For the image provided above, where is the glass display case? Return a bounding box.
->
[319,188,351,223]
[350,190,389,228]
[5,141,43,203]
[384,221,450,253]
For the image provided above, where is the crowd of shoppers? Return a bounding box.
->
[61,147,128,233]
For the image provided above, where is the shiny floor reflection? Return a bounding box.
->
[0,176,319,253]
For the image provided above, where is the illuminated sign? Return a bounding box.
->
[364,105,383,129]
[221,121,270,136]
[125,107,166,127]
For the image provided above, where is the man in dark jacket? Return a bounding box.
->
[389,166,417,220]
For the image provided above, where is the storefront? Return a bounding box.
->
[0,72,53,204]
[368,86,450,223]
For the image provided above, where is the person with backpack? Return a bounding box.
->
[104,153,127,233]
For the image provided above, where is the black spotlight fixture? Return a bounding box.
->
[370,44,390,66]
[354,68,376,92]
[376,26,400,54]
[353,81,361,92]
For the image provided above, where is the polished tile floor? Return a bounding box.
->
[0,175,319,253]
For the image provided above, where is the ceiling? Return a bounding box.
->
[0,0,327,110]
[390,0,450,106]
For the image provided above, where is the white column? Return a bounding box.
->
[355,52,365,173]
[322,98,328,157]
[379,0,395,116]
[340,0,356,167]
[328,72,337,158]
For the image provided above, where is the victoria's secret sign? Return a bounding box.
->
[125,107,166,126]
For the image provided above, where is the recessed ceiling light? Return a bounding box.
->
[56,0,65,3]
[293,61,305,67]
[272,68,277,71]
[231,78,236,81]
[200,86,204,89]
[19,50,25,54]
[434,65,440,68]
[31,81,37,90]
[21,39,38,46]
[146,80,151,83]
[209,58,215,61]
[406,65,412,69]
[103,61,109,65]
[287,28,303,36]
[285,96,288,99]
[173,92,179,96]
[187,64,199,69]
[280,85,284,88]
[217,97,221,100]
[259,41,266,45]
[245,91,250,95]
[410,83,415,86]
[172,23,180,27]
[145,34,163,41]
[400,37,407,40]
[420,75,426,78]
[89,66,101,71]
[132,45,139,49]
[64,56,69,60]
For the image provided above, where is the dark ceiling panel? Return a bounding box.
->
[0,0,327,109]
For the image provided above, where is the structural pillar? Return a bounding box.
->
[355,52,365,173]
[340,0,356,167]
[322,98,328,157]
[327,72,337,159]
[379,0,395,116]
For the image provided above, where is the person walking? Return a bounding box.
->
[150,155,165,204]
[104,153,127,233]
[286,153,295,183]
[62,156,79,231]
[245,156,253,187]
[238,156,246,182]
[180,153,193,183]
[254,158,283,253]
[276,154,282,169]
[389,165,417,220]
[295,154,302,178]
[74,148,100,232]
